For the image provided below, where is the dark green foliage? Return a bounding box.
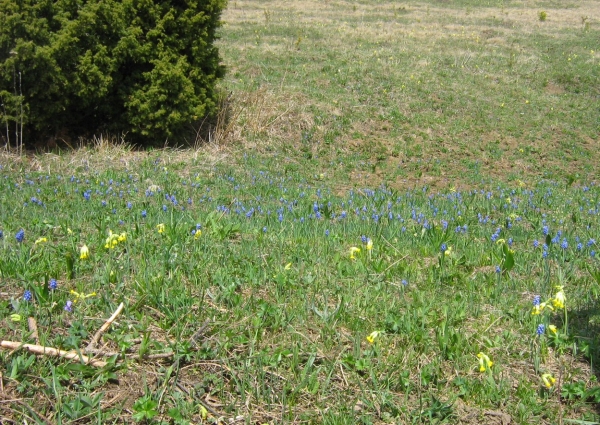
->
[0,0,226,146]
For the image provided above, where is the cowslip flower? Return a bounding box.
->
[156,223,165,234]
[70,290,96,302]
[552,286,566,309]
[542,373,556,388]
[477,352,493,372]
[35,237,48,245]
[349,247,361,260]
[194,229,202,240]
[80,244,89,259]
[548,325,558,334]
[532,301,553,315]
[366,331,382,344]
[366,239,373,251]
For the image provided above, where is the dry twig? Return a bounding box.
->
[0,341,107,367]
[86,302,124,350]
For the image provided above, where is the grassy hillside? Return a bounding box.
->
[0,0,599,423]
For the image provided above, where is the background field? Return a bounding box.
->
[0,0,599,424]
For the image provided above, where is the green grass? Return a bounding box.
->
[1,0,600,423]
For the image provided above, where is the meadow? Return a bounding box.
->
[1,0,600,423]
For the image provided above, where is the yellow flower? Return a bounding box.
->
[157,223,165,234]
[79,244,89,260]
[194,229,202,240]
[548,325,558,334]
[495,238,506,246]
[477,352,493,372]
[70,290,96,302]
[542,373,556,388]
[104,230,120,249]
[117,232,127,242]
[35,237,48,245]
[284,263,292,270]
[67,228,73,234]
[366,331,382,344]
[366,239,373,251]
[10,313,22,322]
[444,246,452,256]
[552,287,566,309]
[532,301,553,315]
[349,247,361,260]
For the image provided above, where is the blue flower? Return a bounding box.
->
[162,205,167,212]
[543,225,549,236]
[325,229,330,236]
[64,300,73,312]
[561,239,568,250]
[49,278,58,290]
[533,295,541,306]
[536,324,545,336]
[127,202,132,209]
[141,210,147,218]
[440,243,447,252]
[23,290,32,301]
[401,279,408,286]
[0,230,3,239]
[495,265,501,274]
[15,229,25,243]
[533,240,539,248]
[361,235,368,244]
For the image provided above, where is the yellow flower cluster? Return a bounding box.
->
[80,244,90,259]
[105,230,127,249]
[366,330,382,344]
[70,289,96,302]
[477,352,493,372]
[532,286,566,315]
[349,247,361,260]
[541,373,556,388]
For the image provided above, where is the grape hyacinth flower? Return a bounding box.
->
[15,229,25,243]
[536,324,546,336]
[23,290,32,302]
[49,278,58,290]
[64,300,73,312]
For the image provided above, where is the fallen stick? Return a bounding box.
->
[0,341,107,368]
[86,302,124,350]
